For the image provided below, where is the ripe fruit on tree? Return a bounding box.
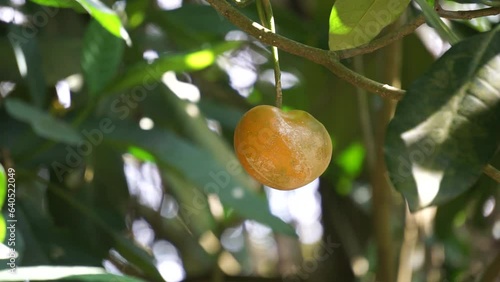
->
[234,105,332,190]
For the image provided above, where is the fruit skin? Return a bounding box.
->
[234,105,332,190]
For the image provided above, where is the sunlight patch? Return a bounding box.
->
[412,164,443,207]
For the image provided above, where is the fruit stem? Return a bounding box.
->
[256,0,283,108]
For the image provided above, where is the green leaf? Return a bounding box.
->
[8,24,46,108]
[328,0,411,50]
[29,0,86,11]
[104,121,296,237]
[33,176,164,281]
[82,20,125,96]
[5,98,83,145]
[336,142,365,177]
[0,266,105,281]
[125,0,148,29]
[59,274,148,282]
[0,164,5,211]
[127,146,156,162]
[113,236,164,282]
[385,26,500,211]
[0,214,5,243]
[105,41,241,94]
[414,0,460,44]
[74,0,130,43]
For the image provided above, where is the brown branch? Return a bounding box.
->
[483,164,500,183]
[205,0,405,100]
[437,5,500,20]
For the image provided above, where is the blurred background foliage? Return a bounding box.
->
[0,0,499,281]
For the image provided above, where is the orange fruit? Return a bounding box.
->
[234,105,332,190]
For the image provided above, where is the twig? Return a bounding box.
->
[337,15,426,59]
[437,5,500,20]
[483,164,500,183]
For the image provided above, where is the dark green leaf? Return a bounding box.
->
[105,41,242,93]
[113,236,164,282]
[385,26,500,211]
[5,98,83,145]
[60,273,148,282]
[0,266,106,281]
[74,0,130,43]
[328,0,411,50]
[0,214,5,243]
[34,176,164,281]
[82,20,124,96]
[8,24,46,108]
[30,0,86,11]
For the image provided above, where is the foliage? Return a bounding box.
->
[0,0,499,281]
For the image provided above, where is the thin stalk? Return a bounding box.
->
[396,206,418,282]
[353,54,395,282]
[256,0,282,108]
[414,0,461,44]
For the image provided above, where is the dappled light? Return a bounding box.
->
[260,69,300,89]
[413,165,443,207]
[139,117,154,130]
[123,157,163,210]
[221,225,245,252]
[267,179,323,244]
[198,230,221,255]
[0,6,25,24]
[157,0,181,11]
[0,81,15,97]
[55,80,71,109]
[132,219,155,248]
[493,221,500,239]
[154,241,185,282]
[218,251,242,275]
[162,72,201,103]
[157,260,184,282]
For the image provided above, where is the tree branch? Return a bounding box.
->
[437,5,500,20]
[206,0,500,100]
[206,0,405,100]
